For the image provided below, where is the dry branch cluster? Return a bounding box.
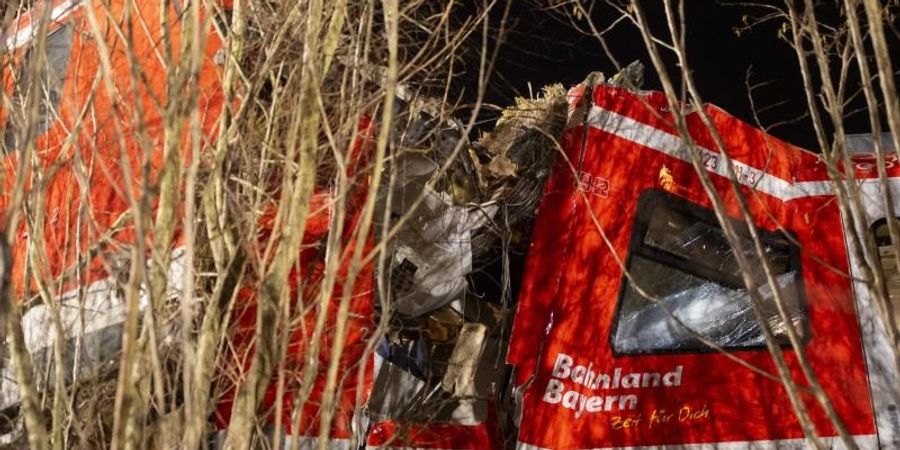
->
[0,0,568,449]
[1,0,899,449]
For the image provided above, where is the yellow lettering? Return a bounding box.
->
[611,414,642,430]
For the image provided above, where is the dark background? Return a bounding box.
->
[460,1,900,151]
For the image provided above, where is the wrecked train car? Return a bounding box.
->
[5,0,900,448]
[508,81,900,448]
[0,0,226,423]
[0,1,513,448]
[0,0,377,447]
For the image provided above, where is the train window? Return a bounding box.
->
[611,190,807,355]
[3,22,74,151]
[872,219,900,327]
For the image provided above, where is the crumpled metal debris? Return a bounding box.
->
[608,60,644,88]
[441,322,487,397]
[388,191,497,317]
[473,84,568,217]
[368,83,570,443]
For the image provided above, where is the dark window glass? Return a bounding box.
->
[873,219,899,247]
[4,22,74,151]
[611,191,807,354]
[872,219,900,322]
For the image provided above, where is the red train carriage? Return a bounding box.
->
[0,1,374,447]
[508,83,900,449]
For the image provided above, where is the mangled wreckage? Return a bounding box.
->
[0,0,557,447]
[1,0,900,449]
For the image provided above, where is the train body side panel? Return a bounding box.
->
[1,0,226,293]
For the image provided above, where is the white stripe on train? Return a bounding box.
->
[581,106,834,202]
[3,0,84,51]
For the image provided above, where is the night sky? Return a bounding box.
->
[469,1,900,152]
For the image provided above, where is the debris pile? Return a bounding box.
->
[367,85,568,443]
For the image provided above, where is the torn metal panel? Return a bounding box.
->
[384,184,497,317]
[441,323,487,397]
